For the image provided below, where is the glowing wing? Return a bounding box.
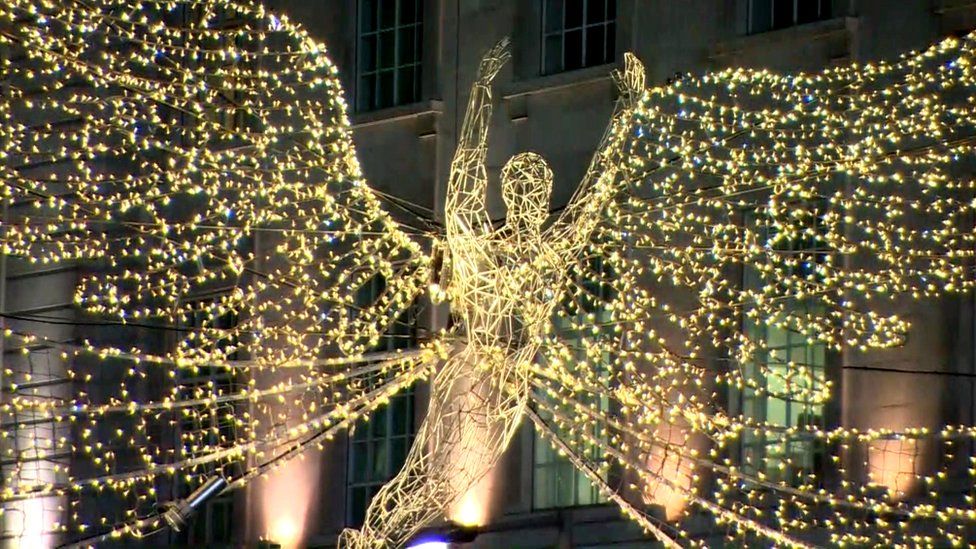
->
[0,0,436,540]
[535,34,976,546]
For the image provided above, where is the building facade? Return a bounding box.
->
[5,0,976,547]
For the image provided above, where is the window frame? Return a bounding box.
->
[541,0,617,75]
[531,255,614,510]
[747,0,832,35]
[735,207,830,485]
[344,273,420,526]
[356,0,424,112]
[172,293,242,546]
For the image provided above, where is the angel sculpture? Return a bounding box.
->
[6,1,976,548]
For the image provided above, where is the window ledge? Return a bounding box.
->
[503,62,617,101]
[350,99,443,129]
[934,0,976,14]
[711,16,857,60]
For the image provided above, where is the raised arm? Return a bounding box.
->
[445,38,511,238]
[546,53,646,256]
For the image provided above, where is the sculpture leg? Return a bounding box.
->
[338,346,527,548]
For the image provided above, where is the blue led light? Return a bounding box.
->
[406,540,449,549]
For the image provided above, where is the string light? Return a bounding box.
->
[3,1,976,547]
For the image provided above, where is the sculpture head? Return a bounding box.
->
[500,151,553,234]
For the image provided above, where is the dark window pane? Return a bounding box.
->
[750,0,772,33]
[396,66,415,104]
[587,0,606,24]
[361,0,377,33]
[350,487,367,526]
[584,24,605,66]
[608,0,616,20]
[566,0,584,28]
[371,440,388,478]
[378,71,395,108]
[392,397,409,433]
[544,34,562,74]
[371,408,388,437]
[564,29,583,71]
[605,21,616,63]
[391,437,407,467]
[545,0,564,32]
[796,0,821,24]
[397,27,416,64]
[378,30,396,68]
[212,502,230,542]
[352,442,368,481]
[358,73,375,110]
[379,0,396,29]
[359,35,376,72]
[414,64,422,102]
[773,0,794,29]
[400,0,418,24]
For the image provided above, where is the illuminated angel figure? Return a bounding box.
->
[340,39,645,548]
[7,1,976,548]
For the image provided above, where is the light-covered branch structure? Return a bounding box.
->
[2,1,976,547]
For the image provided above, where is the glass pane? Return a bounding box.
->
[378,70,395,108]
[566,0,584,28]
[577,471,594,505]
[773,0,794,29]
[545,0,564,32]
[797,0,820,24]
[587,0,606,23]
[358,73,375,111]
[212,502,229,541]
[361,0,377,33]
[544,34,562,74]
[391,437,407,467]
[378,30,396,69]
[607,0,616,20]
[371,440,388,478]
[555,462,574,505]
[397,27,416,64]
[397,63,415,101]
[750,0,772,33]
[399,0,418,24]
[534,466,551,508]
[605,21,616,65]
[360,35,376,72]
[584,24,605,67]
[371,408,388,438]
[352,442,368,481]
[192,510,206,541]
[564,29,583,71]
[350,487,367,526]
[392,396,409,434]
[379,0,397,29]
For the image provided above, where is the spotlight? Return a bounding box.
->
[406,522,479,548]
[161,476,228,532]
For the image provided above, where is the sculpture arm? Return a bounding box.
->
[548,53,646,257]
[445,38,511,238]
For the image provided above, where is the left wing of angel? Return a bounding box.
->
[0,0,438,541]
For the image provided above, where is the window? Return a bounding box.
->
[533,257,613,509]
[357,0,423,111]
[346,389,415,526]
[346,274,418,525]
[737,211,827,484]
[174,297,241,546]
[542,0,617,75]
[748,0,831,34]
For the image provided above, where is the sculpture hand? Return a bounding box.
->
[476,36,512,85]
